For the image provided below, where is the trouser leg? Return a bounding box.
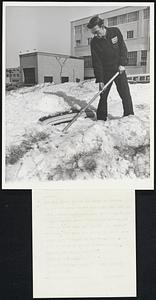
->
[114,71,134,116]
[97,81,113,120]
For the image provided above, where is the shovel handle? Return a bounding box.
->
[62,71,119,132]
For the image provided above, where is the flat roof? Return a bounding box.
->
[19,51,84,60]
[70,5,148,23]
[70,6,123,23]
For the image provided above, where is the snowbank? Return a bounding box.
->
[5,81,151,182]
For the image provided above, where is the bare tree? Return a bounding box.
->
[73,68,75,81]
[55,56,68,82]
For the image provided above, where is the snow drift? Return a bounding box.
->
[5,80,151,182]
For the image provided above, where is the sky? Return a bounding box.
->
[5,3,123,68]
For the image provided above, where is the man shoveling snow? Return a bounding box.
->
[87,15,134,121]
[41,15,135,132]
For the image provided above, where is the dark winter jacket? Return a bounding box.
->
[90,26,128,82]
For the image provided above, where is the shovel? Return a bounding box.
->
[62,71,119,132]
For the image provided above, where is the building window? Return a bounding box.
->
[108,16,117,26]
[127,30,134,39]
[128,51,137,66]
[127,11,139,22]
[117,14,127,24]
[88,38,92,45]
[108,12,139,26]
[44,76,53,83]
[141,50,147,65]
[61,77,69,83]
[75,25,82,46]
[76,39,81,46]
[146,75,150,81]
[144,7,150,19]
[75,25,82,35]
[83,23,88,31]
[83,56,92,68]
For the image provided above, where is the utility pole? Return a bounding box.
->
[73,68,75,82]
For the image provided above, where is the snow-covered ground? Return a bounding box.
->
[5,80,151,183]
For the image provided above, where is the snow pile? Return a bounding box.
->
[5,81,151,182]
[5,87,71,147]
[37,94,70,113]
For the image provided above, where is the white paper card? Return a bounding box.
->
[32,189,136,298]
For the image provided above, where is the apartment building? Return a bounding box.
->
[19,51,84,84]
[71,6,150,79]
[6,67,22,84]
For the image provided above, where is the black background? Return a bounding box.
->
[0,190,156,300]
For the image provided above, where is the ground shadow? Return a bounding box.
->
[108,114,122,120]
[44,91,97,112]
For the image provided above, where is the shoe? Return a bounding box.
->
[97,117,107,121]
[123,112,134,117]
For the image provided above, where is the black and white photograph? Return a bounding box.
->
[1,3,156,300]
[2,2,154,189]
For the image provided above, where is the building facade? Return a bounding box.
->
[71,6,150,79]
[19,51,84,85]
[6,67,22,84]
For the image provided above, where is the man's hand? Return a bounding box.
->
[99,82,105,91]
[118,65,125,74]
